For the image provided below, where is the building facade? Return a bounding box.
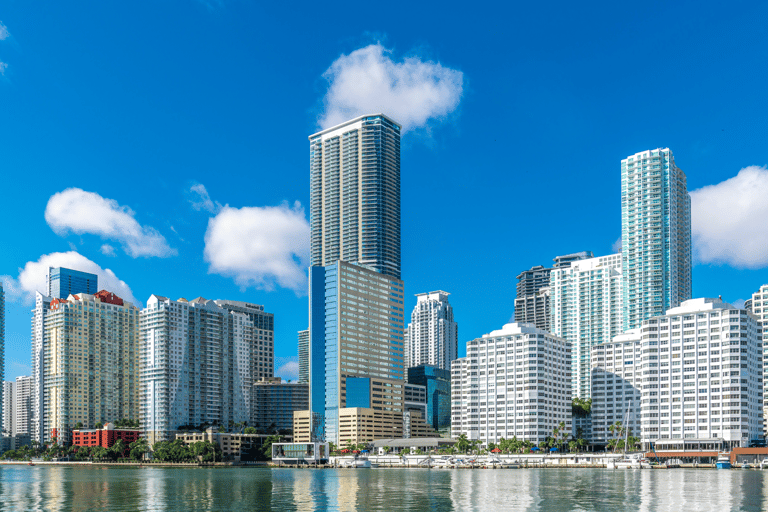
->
[309,261,405,444]
[406,364,451,431]
[451,322,572,446]
[309,114,402,280]
[404,291,457,370]
[252,377,309,433]
[47,267,98,300]
[338,376,404,445]
[139,296,253,444]
[550,254,624,399]
[639,298,762,450]
[214,300,274,381]
[2,381,11,436]
[0,283,3,431]
[31,292,52,443]
[746,284,768,434]
[590,329,643,446]
[43,291,140,445]
[72,422,141,454]
[298,329,309,384]
[13,376,33,437]
[621,148,692,330]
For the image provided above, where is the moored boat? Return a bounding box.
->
[716,453,732,469]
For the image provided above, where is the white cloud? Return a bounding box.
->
[188,183,222,213]
[45,188,176,258]
[0,62,7,76]
[319,43,464,133]
[612,237,622,253]
[731,299,746,309]
[1,251,139,306]
[690,166,768,269]
[100,244,116,256]
[0,21,9,40]
[204,201,310,293]
[275,357,299,382]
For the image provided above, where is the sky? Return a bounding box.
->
[1,1,767,382]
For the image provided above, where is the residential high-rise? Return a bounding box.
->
[0,283,4,430]
[14,376,33,437]
[214,300,274,381]
[451,322,572,446]
[309,114,402,280]
[745,284,768,434]
[43,291,140,445]
[298,329,309,384]
[309,261,405,444]
[47,267,98,299]
[31,292,52,444]
[404,291,457,371]
[550,253,624,399]
[252,377,309,433]
[2,381,11,435]
[590,329,642,446]
[140,296,255,444]
[621,148,692,330]
[514,252,593,331]
[638,298,762,449]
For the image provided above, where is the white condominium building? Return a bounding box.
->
[745,284,768,434]
[405,291,457,371]
[639,298,763,450]
[590,329,643,445]
[451,322,571,446]
[621,148,692,330]
[550,253,623,399]
[140,296,256,444]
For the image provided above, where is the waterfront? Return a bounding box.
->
[2,466,768,511]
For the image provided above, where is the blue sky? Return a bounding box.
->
[1,1,767,381]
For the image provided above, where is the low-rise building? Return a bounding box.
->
[338,376,405,445]
[451,322,572,446]
[72,422,141,455]
[175,430,270,461]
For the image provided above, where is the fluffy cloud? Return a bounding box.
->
[275,357,299,382]
[0,21,9,40]
[0,62,7,76]
[319,44,464,133]
[204,202,310,293]
[1,251,139,306]
[45,188,176,258]
[690,166,768,269]
[188,183,222,213]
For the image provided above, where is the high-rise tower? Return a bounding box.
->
[309,114,401,279]
[621,148,692,329]
[47,267,98,299]
[405,291,457,371]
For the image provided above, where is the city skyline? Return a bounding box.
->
[2,2,768,387]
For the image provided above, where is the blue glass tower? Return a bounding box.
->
[406,364,451,431]
[47,267,98,299]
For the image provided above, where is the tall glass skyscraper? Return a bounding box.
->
[621,148,692,329]
[47,267,98,299]
[0,283,4,430]
[309,114,401,279]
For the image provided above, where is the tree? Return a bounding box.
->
[568,440,577,453]
[244,427,257,435]
[95,422,103,429]
[262,434,281,460]
[456,434,470,454]
[381,445,390,455]
[75,422,83,430]
[92,446,108,461]
[129,438,149,461]
[110,439,127,460]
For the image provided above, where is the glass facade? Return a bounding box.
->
[406,364,451,430]
[47,267,98,299]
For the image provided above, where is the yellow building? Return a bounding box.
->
[43,291,140,445]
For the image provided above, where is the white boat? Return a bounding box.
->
[759,459,768,469]
[742,463,752,469]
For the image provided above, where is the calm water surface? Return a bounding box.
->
[1,465,767,511]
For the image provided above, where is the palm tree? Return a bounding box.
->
[456,434,470,454]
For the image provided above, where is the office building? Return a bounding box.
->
[298,329,309,384]
[309,261,405,444]
[639,298,762,450]
[621,148,692,330]
[745,284,768,434]
[47,267,98,300]
[214,300,274,381]
[406,364,451,431]
[451,322,572,446]
[404,291,457,371]
[43,291,140,445]
[140,295,256,444]
[339,376,404,444]
[590,329,643,446]
[309,114,402,280]
[252,377,309,433]
[550,253,624,399]
[72,422,142,455]
[514,252,593,331]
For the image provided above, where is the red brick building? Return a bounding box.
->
[72,422,142,455]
